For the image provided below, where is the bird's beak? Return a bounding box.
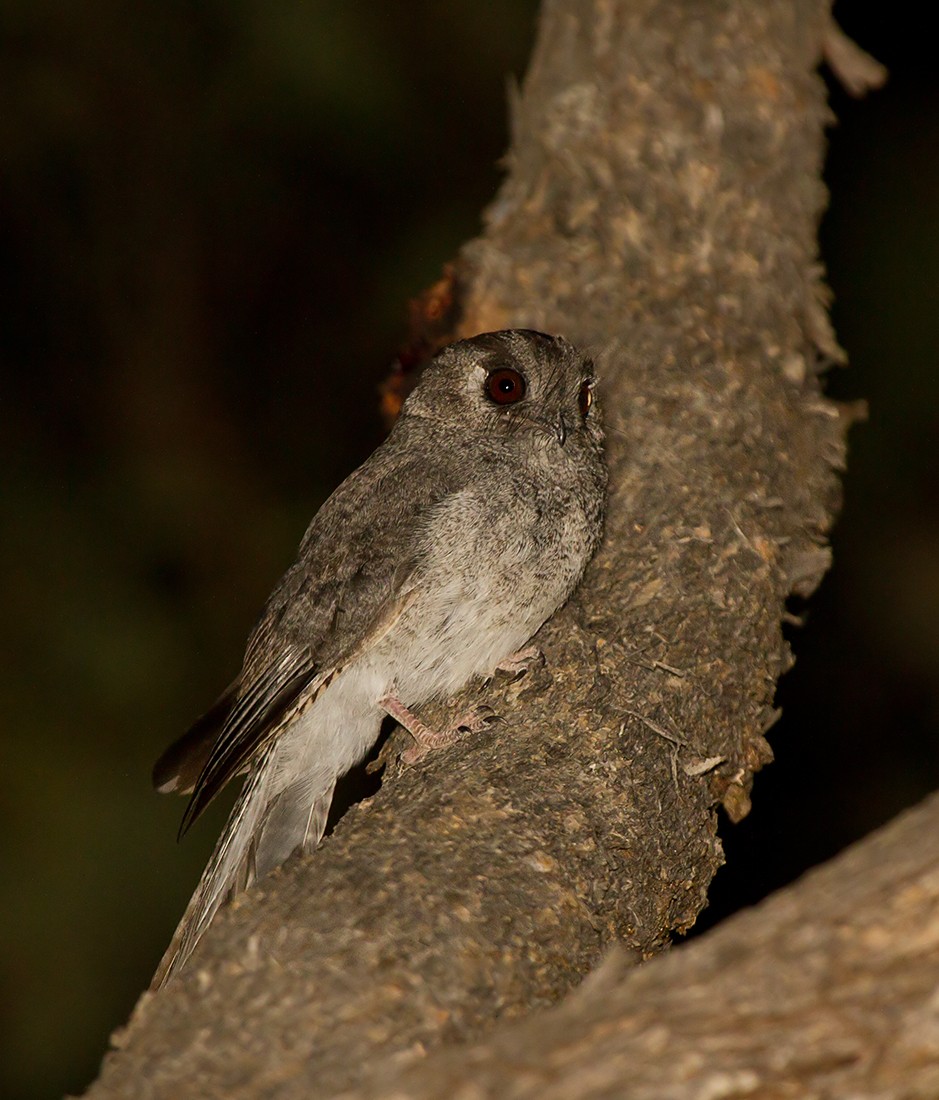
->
[555,412,568,446]
[525,412,569,446]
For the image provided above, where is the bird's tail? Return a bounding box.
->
[151,751,334,989]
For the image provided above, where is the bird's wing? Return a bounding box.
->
[170,426,461,834]
[152,681,238,795]
[178,645,320,836]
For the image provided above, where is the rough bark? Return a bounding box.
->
[86,1,854,1096]
[337,789,939,1100]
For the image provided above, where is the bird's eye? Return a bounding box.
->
[485,367,527,406]
[578,381,593,418]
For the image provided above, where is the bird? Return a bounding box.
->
[150,328,607,987]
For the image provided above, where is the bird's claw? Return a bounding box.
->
[494,645,544,679]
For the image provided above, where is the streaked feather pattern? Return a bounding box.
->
[178,650,318,835]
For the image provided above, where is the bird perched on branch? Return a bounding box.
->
[151,329,607,987]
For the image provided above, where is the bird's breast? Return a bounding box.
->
[379,480,594,704]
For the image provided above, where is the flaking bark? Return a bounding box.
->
[85,1,855,1096]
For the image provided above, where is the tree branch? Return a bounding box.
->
[339,789,939,1099]
[87,1,850,1096]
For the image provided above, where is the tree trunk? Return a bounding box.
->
[85,1,873,1096]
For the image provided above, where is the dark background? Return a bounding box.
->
[1,4,935,1097]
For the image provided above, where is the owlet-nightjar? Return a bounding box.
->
[151,329,607,986]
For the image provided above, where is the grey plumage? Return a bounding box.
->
[151,329,607,987]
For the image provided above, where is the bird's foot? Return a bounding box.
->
[378,693,495,766]
[493,645,543,679]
